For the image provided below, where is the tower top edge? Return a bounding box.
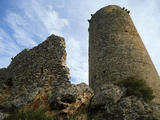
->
[93,5,122,15]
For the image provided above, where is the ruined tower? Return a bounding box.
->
[89,5,160,102]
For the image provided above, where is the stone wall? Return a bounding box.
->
[0,34,70,108]
[0,34,93,120]
[0,68,7,87]
[89,5,160,102]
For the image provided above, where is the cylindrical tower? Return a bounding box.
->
[89,5,160,102]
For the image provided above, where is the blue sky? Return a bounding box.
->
[0,0,160,84]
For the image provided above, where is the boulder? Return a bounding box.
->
[49,83,93,119]
[88,83,158,120]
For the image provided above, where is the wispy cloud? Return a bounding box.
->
[65,35,88,84]
[0,28,20,57]
[0,28,20,67]
[3,0,69,47]
[4,12,37,47]
[0,0,68,65]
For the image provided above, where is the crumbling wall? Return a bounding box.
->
[0,34,70,109]
[0,34,93,120]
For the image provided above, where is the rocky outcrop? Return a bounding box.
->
[88,84,157,120]
[49,83,93,119]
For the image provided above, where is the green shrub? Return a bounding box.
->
[53,113,78,120]
[116,77,154,102]
[4,109,52,120]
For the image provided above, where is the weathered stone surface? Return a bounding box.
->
[0,68,7,88]
[0,34,93,120]
[90,84,124,107]
[0,34,70,112]
[0,112,9,120]
[89,5,160,102]
[89,84,158,120]
[49,83,93,119]
[151,102,160,119]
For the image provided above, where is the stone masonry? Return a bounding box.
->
[89,5,160,102]
[0,34,70,109]
[0,34,93,120]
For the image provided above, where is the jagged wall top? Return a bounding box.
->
[0,34,70,108]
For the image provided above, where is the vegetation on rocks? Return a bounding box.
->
[117,77,154,102]
[4,109,52,120]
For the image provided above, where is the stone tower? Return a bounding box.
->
[89,5,160,102]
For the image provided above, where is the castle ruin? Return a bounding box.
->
[1,5,160,119]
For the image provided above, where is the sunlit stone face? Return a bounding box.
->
[89,5,160,102]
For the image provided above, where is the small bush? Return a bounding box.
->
[4,109,52,120]
[117,77,154,102]
[53,113,78,120]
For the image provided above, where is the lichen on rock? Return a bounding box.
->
[0,34,93,120]
[0,34,70,110]
[88,83,157,120]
